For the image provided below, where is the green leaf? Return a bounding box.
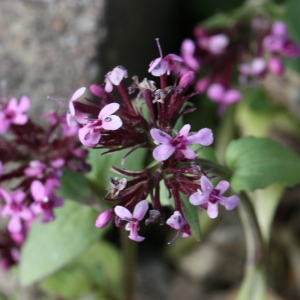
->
[80,242,122,298]
[86,147,147,198]
[225,136,300,192]
[56,168,92,203]
[20,200,102,286]
[182,194,201,241]
[236,266,267,300]
[40,263,92,299]
[40,241,121,300]
[250,182,284,243]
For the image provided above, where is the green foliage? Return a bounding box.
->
[57,168,92,203]
[181,194,201,241]
[40,242,121,300]
[225,136,300,192]
[20,200,103,286]
[250,182,284,242]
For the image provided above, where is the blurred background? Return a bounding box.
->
[1,0,300,299]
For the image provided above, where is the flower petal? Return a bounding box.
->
[148,58,169,76]
[207,202,219,218]
[215,180,230,194]
[128,232,145,242]
[99,103,120,119]
[71,87,86,101]
[30,180,45,202]
[200,176,213,194]
[180,146,196,159]
[114,206,133,220]
[153,144,175,161]
[101,115,122,130]
[18,96,31,112]
[179,124,191,137]
[150,129,172,144]
[219,195,239,210]
[109,66,128,85]
[12,114,28,125]
[187,128,213,146]
[133,200,149,221]
[189,191,208,206]
[78,126,101,148]
[8,217,22,233]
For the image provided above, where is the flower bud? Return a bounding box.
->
[195,77,210,93]
[208,34,229,55]
[268,56,284,75]
[178,71,196,89]
[223,89,242,104]
[207,83,224,102]
[95,208,114,228]
[271,21,288,38]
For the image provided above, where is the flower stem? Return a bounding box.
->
[121,228,137,300]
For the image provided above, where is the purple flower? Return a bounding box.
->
[104,66,128,92]
[166,211,191,238]
[0,96,30,133]
[0,188,33,233]
[30,179,64,222]
[78,103,122,148]
[150,125,213,161]
[189,176,239,218]
[114,200,149,242]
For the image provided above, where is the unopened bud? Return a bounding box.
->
[95,208,114,228]
[268,56,284,75]
[178,71,196,89]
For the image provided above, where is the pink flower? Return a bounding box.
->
[114,200,149,242]
[189,176,239,218]
[239,57,267,77]
[0,96,30,133]
[104,66,128,92]
[150,125,213,161]
[181,39,201,71]
[0,188,33,233]
[30,179,64,222]
[268,56,284,75]
[78,103,122,148]
[207,83,242,105]
[166,211,191,238]
[199,34,229,55]
[148,54,183,76]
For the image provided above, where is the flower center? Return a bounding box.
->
[209,189,221,204]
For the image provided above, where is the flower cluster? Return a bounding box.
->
[0,90,89,269]
[66,39,241,242]
[179,19,300,112]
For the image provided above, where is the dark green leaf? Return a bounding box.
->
[226,136,300,192]
[182,194,201,241]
